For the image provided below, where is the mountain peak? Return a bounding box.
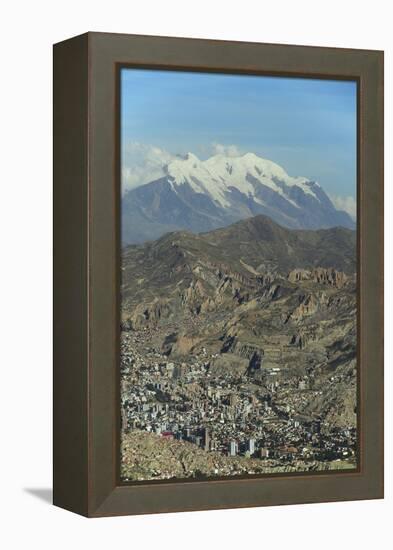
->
[122,151,355,244]
[184,152,200,162]
[242,151,259,161]
[165,151,321,207]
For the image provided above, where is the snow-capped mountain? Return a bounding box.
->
[122,152,355,244]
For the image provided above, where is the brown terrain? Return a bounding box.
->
[120,215,357,480]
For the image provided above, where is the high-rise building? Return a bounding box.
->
[229,440,238,456]
[204,427,210,451]
[260,447,269,458]
[229,393,238,407]
[121,407,128,432]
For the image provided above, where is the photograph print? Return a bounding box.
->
[119,69,358,482]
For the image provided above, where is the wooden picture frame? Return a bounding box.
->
[53,32,384,517]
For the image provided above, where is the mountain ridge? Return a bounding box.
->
[121,214,356,321]
[122,152,355,244]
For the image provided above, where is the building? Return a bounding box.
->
[260,447,269,458]
[229,440,238,456]
[229,393,238,407]
[204,427,210,451]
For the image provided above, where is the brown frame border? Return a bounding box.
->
[53,32,383,517]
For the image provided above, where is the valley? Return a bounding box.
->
[120,214,357,481]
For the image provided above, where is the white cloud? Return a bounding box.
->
[210,142,243,157]
[328,193,357,220]
[121,141,247,193]
[121,142,175,193]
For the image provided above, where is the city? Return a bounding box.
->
[120,322,357,481]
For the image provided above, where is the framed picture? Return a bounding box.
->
[53,32,384,517]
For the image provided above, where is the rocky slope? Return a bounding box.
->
[121,215,357,433]
[121,431,354,481]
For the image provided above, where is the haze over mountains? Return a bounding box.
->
[122,152,355,244]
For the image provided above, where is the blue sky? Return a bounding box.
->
[121,68,357,209]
